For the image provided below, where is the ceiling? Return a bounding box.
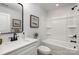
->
[0,3,22,12]
[0,3,76,13]
[35,3,76,12]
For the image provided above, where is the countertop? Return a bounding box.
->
[0,37,38,55]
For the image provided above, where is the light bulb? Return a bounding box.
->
[56,4,59,7]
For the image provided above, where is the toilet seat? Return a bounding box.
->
[38,46,51,55]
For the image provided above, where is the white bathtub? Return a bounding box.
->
[42,39,78,55]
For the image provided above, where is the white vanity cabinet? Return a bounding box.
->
[0,38,39,55]
[5,41,38,55]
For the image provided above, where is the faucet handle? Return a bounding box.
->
[73,34,77,39]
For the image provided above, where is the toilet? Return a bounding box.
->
[37,46,51,55]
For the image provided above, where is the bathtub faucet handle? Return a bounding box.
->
[73,34,77,39]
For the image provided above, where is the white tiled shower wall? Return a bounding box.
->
[46,4,77,41]
[45,4,79,50]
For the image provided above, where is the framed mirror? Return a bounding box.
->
[0,3,24,34]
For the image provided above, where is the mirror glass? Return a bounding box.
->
[0,3,22,33]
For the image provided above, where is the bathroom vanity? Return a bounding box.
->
[0,38,39,55]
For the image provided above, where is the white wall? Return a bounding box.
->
[23,3,47,40]
[45,4,79,42]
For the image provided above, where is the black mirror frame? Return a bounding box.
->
[18,3,24,33]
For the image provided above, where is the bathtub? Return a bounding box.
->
[41,39,79,55]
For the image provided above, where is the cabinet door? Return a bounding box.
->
[5,42,38,55]
[18,46,37,55]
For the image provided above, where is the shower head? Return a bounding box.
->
[71,5,77,10]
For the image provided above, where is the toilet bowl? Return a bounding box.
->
[37,46,51,55]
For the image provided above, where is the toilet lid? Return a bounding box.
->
[38,46,51,52]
